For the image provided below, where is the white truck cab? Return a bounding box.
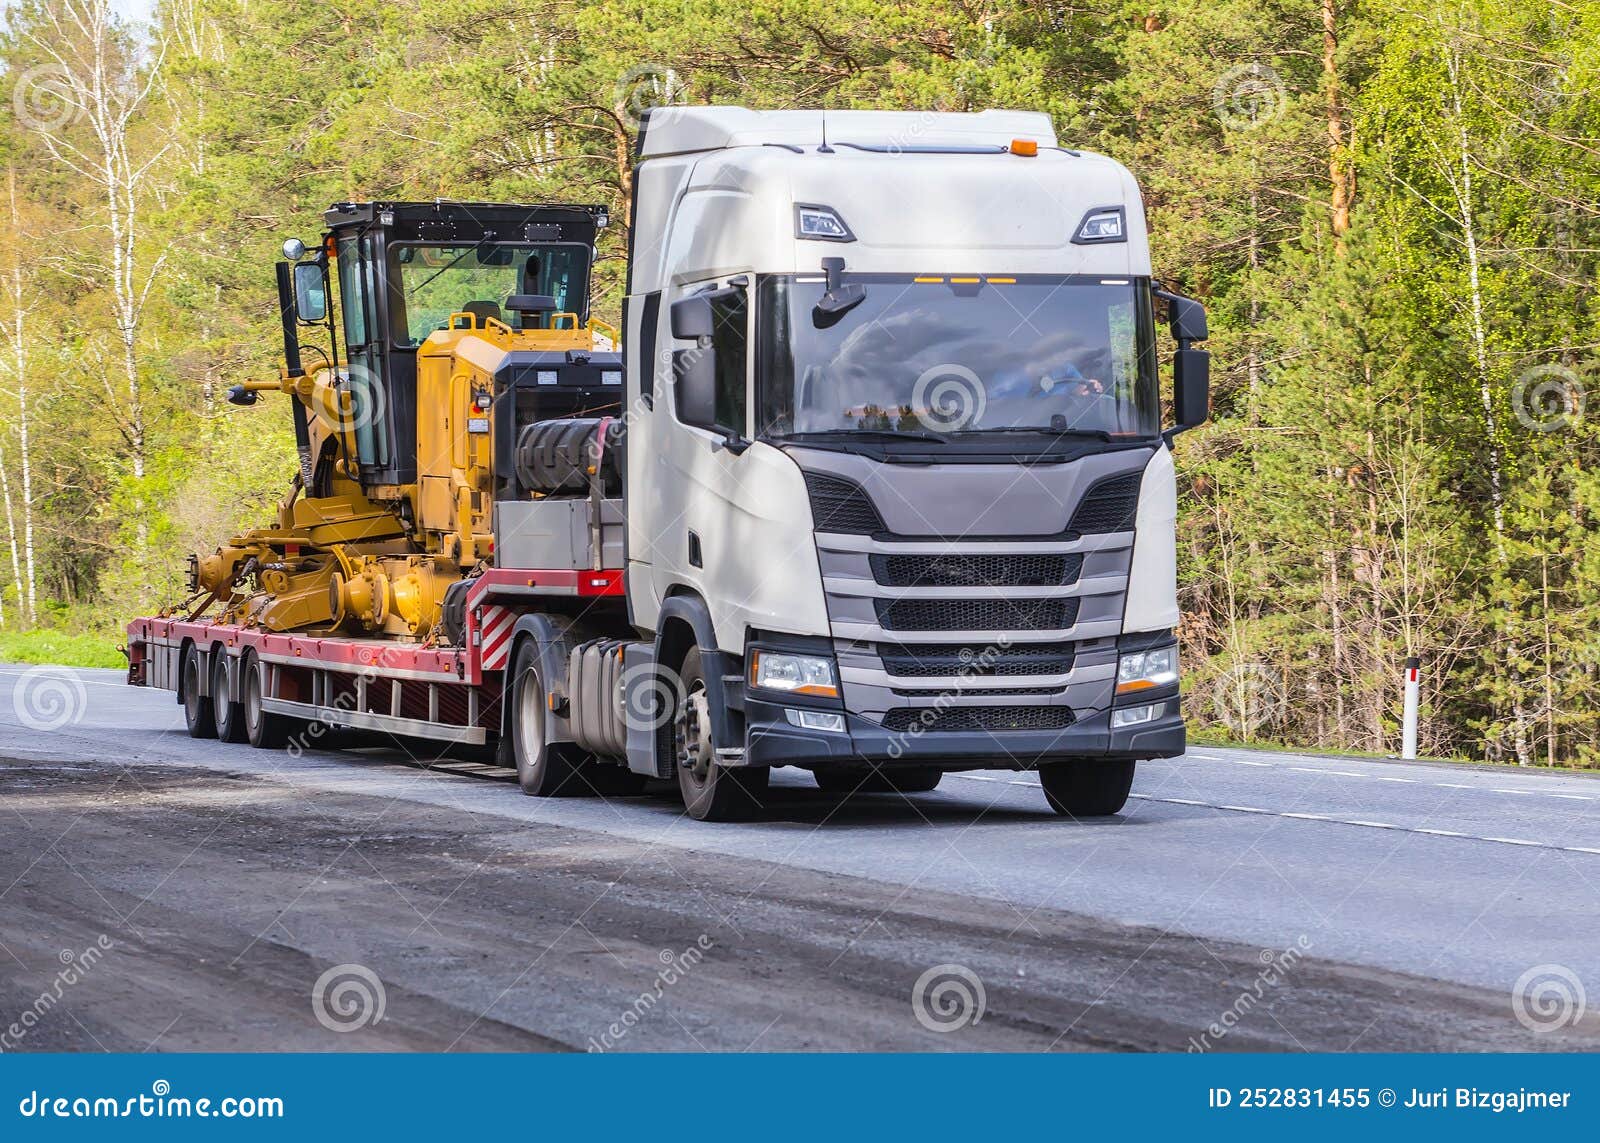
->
[615,107,1210,819]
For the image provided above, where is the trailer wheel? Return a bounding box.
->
[813,765,942,795]
[674,647,768,821]
[242,651,297,750]
[1039,759,1136,817]
[211,649,248,744]
[181,644,216,739]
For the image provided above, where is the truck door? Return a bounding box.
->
[651,278,750,608]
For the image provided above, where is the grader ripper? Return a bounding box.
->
[183,201,617,642]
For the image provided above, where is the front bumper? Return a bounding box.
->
[744,694,1184,771]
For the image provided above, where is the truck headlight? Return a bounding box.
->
[750,651,838,698]
[1116,646,1177,694]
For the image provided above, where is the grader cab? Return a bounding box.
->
[188,201,621,639]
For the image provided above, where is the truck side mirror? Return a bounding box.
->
[670,294,714,340]
[1172,348,1210,431]
[1167,295,1207,343]
[1157,289,1210,437]
[293,262,327,323]
[673,346,718,431]
[670,294,718,431]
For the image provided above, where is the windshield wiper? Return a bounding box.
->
[962,426,1117,442]
[783,428,951,445]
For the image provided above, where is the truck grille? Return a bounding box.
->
[875,597,1079,633]
[1069,473,1142,534]
[881,706,1077,733]
[878,641,1076,678]
[805,471,884,534]
[870,552,1082,588]
[892,686,1066,697]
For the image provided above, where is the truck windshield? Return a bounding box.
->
[389,242,591,345]
[756,274,1159,442]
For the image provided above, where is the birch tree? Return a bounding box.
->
[18,0,171,582]
[0,167,40,624]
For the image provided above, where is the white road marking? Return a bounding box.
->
[952,776,1600,857]
[1192,755,1597,802]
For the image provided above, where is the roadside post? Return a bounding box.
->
[1401,656,1420,760]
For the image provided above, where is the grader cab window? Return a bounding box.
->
[336,233,389,470]
[390,242,591,343]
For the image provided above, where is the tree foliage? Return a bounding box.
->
[1,0,1596,763]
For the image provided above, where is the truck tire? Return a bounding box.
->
[181,644,216,739]
[242,651,298,750]
[211,649,248,743]
[813,765,942,795]
[1039,759,1136,817]
[674,647,768,821]
[505,639,645,797]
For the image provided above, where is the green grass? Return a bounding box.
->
[0,629,126,669]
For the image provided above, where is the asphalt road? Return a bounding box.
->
[2,665,1597,1051]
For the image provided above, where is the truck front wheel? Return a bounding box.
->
[1039,759,1136,817]
[674,647,768,822]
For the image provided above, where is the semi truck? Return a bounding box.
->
[124,106,1209,821]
